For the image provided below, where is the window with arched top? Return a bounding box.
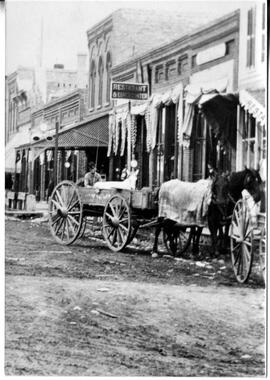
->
[90,60,96,109]
[98,57,104,106]
[106,52,112,103]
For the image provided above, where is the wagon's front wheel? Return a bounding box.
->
[48,180,83,245]
[230,199,254,283]
[103,194,131,252]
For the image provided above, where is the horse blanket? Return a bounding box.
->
[158,179,212,227]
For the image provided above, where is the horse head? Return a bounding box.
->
[211,173,229,207]
[243,167,262,203]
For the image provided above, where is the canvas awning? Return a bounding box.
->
[180,86,238,147]
[239,89,265,126]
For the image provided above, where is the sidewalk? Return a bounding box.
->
[5,201,49,219]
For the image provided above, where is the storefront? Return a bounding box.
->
[236,89,266,175]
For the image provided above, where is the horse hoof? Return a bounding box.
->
[151,252,158,258]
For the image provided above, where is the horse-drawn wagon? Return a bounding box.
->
[48,167,264,284]
[48,179,161,251]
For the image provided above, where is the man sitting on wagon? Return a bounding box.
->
[84,162,102,187]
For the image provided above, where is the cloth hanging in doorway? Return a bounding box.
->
[107,112,115,157]
[46,150,53,162]
[180,103,195,148]
[39,152,45,165]
[120,117,127,156]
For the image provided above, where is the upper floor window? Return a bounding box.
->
[191,55,197,68]
[106,52,112,104]
[90,61,96,109]
[178,55,188,75]
[246,7,256,68]
[225,40,234,55]
[155,64,164,83]
[165,60,176,80]
[98,57,104,106]
[261,3,266,62]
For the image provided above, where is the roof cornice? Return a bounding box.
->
[112,10,239,75]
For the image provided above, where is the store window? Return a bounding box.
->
[90,60,96,109]
[106,52,112,104]
[98,57,104,106]
[242,113,256,168]
[246,7,256,68]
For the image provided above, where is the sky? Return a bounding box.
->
[5,0,246,75]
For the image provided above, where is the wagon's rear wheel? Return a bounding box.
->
[103,194,131,252]
[230,199,254,283]
[48,180,83,245]
[163,227,192,257]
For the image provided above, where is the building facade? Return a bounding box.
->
[236,1,266,174]
[109,10,240,188]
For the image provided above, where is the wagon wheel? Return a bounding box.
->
[163,227,192,257]
[103,194,131,252]
[48,180,83,245]
[230,199,254,283]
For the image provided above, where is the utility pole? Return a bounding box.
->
[53,121,59,186]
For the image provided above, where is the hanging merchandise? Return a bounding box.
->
[114,119,120,155]
[39,152,45,165]
[151,94,163,150]
[130,114,137,153]
[46,150,53,162]
[107,112,115,157]
[120,112,128,156]
[145,103,152,152]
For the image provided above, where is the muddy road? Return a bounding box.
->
[5,218,265,376]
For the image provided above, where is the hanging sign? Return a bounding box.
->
[111,82,149,101]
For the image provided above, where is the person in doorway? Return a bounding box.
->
[84,162,102,187]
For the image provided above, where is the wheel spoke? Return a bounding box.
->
[67,214,80,227]
[55,189,65,208]
[236,248,243,276]
[61,220,67,240]
[119,217,129,223]
[67,198,79,212]
[232,242,241,253]
[117,225,125,243]
[105,212,114,221]
[67,215,77,236]
[52,198,62,210]
[66,187,75,209]
[55,217,65,235]
[108,202,117,218]
[51,215,61,227]
[119,223,128,233]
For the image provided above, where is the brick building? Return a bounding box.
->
[109,10,240,188]
[86,7,231,181]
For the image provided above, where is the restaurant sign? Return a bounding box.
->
[111,82,149,101]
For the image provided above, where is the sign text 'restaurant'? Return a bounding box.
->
[111,82,149,100]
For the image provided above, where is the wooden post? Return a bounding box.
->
[53,121,59,186]
[202,117,207,178]
[127,101,131,171]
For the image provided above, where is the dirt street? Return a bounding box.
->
[5,218,266,376]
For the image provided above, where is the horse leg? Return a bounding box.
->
[208,219,218,257]
[192,227,202,256]
[152,217,164,254]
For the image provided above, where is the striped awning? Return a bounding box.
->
[31,115,109,149]
[239,89,265,126]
